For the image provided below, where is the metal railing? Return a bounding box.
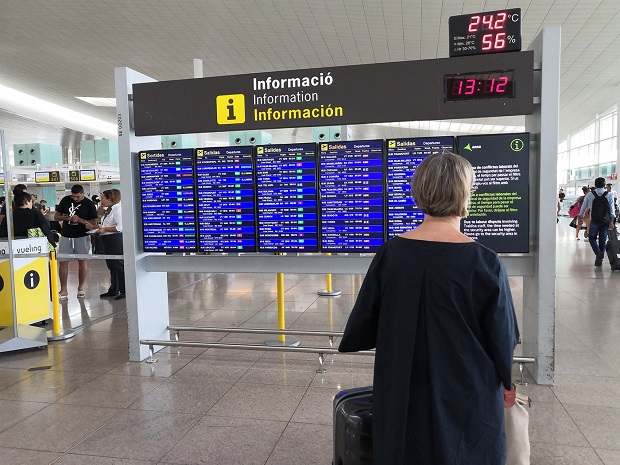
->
[142,325,536,381]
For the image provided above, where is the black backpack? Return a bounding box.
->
[590,191,610,224]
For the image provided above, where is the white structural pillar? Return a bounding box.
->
[115,67,169,361]
[523,27,561,385]
[616,84,620,182]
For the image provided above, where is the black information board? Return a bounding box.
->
[386,137,454,238]
[195,146,256,252]
[139,149,197,252]
[255,143,318,252]
[456,133,529,253]
[319,140,384,253]
[132,52,534,136]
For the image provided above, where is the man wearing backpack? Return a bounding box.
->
[578,177,615,267]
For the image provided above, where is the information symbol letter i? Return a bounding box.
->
[227,99,236,121]
[216,94,245,125]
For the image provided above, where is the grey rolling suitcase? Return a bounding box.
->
[333,386,373,465]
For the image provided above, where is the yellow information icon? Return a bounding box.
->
[216,94,245,125]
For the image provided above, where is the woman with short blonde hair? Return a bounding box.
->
[340,151,519,464]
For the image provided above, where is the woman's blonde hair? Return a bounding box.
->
[411,152,474,218]
[102,189,121,204]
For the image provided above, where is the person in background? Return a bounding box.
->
[579,177,615,266]
[55,184,98,299]
[0,184,28,223]
[92,189,125,300]
[575,186,590,241]
[37,199,49,215]
[339,152,519,464]
[605,183,619,226]
[0,192,56,248]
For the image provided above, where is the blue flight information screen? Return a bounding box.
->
[386,137,454,238]
[139,149,197,252]
[195,146,257,252]
[319,140,385,253]
[255,143,318,252]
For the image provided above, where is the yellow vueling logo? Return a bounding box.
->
[216,94,245,125]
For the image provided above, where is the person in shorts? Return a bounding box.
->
[54,184,97,299]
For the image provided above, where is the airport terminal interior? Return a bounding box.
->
[0,222,618,465]
[1,1,620,465]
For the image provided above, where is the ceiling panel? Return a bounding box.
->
[0,0,618,149]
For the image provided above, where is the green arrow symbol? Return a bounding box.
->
[464,143,472,152]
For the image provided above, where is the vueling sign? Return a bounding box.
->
[216,94,246,125]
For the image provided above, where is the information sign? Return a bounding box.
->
[319,140,384,253]
[386,137,454,238]
[255,143,318,252]
[195,146,256,252]
[139,149,197,252]
[457,133,529,253]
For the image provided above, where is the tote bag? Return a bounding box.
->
[504,386,531,465]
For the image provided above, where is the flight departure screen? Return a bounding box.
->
[255,143,318,252]
[457,132,530,253]
[195,146,257,252]
[139,149,197,252]
[319,140,385,253]
[386,137,454,238]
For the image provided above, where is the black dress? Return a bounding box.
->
[339,237,519,465]
[0,208,56,247]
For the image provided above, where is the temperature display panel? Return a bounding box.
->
[445,71,515,101]
[195,146,257,252]
[386,137,454,238]
[139,149,197,253]
[255,143,319,252]
[449,8,521,57]
[319,140,385,253]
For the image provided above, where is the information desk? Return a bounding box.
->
[0,237,51,326]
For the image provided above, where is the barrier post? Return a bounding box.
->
[265,272,299,347]
[317,253,341,297]
[47,251,76,341]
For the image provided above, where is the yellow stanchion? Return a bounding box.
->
[277,272,285,342]
[264,267,299,347]
[318,253,341,297]
[47,251,75,341]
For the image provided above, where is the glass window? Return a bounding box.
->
[601,114,614,140]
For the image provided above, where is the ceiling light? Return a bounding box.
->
[75,97,117,107]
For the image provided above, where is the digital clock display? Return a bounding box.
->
[449,8,521,57]
[445,71,515,101]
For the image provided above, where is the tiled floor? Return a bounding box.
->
[0,218,619,464]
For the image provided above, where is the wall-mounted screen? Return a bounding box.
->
[255,143,318,252]
[79,169,96,181]
[386,137,454,238]
[319,140,385,253]
[139,149,197,252]
[195,146,256,252]
[457,133,529,253]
